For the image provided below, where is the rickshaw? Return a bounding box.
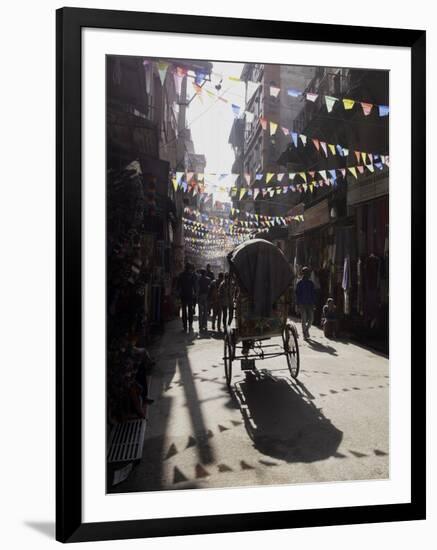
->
[223,239,300,387]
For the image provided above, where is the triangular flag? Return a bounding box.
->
[173,67,185,96]
[343,148,349,157]
[254,188,260,199]
[266,173,275,184]
[357,165,365,174]
[187,172,194,182]
[361,152,367,164]
[319,170,327,181]
[270,86,281,97]
[300,134,307,146]
[366,164,375,173]
[378,105,389,117]
[328,144,336,155]
[287,88,301,97]
[281,126,290,135]
[306,92,318,102]
[312,138,320,151]
[172,177,178,191]
[291,132,298,147]
[277,173,284,182]
[329,169,337,181]
[231,104,240,117]
[244,173,251,186]
[340,168,346,178]
[355,151,361,163]
[325,95,338,113]
[348,167,358,179]
[288,173,295,181]
[255,173,263,180]
[361,102,373,116]
[336,144,343,156]
[260,117,267,130]
[368,153,373,164]
[176,171,184,184]
[343,98,355,110]
[270,121,278,135]
[299,172,307,183]
[157,61,169,85]
[239,188,247,200]
[320,141,328,157]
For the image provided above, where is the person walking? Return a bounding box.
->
[218,272,233,332]
[205,263,215,281]
[208,272,224,331]
[177,263,198,333]
[295,266,316,339]
[197,269,211,333]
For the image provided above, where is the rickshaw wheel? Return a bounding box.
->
[224,331,233,387]
[283,323,300,379]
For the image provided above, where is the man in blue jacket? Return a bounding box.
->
[295,266,316,339]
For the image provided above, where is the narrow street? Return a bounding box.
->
[113,317,389,492]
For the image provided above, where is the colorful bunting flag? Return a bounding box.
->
[343,98,355,110]
[270,121,278,135]
[320,141,328,157]
[379,105,389,117]
[312,138,320,151]
[270,86,281,98]
[328,144,336,155]
[287,88,301,97]
[266,172,275,184]
[348,167,358,179]
[157,61,169,85]
[325,95,338,113]
[260,117,267,130]
[291,132,298,147]
[300,134,307,146]
[361,102,373,116]
[306,93,318,102]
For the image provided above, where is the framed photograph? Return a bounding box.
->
[56,7,426,543]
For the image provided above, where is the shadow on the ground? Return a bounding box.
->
[233,370,343,463]
[109,319,217,493]
[306,338,338,356]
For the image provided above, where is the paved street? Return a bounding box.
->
[112,315,389,493]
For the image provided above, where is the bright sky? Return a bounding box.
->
[186,61,245,202]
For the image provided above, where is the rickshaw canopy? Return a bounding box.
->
[227,239,293,317]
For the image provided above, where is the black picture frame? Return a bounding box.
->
[56,6,426,543]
